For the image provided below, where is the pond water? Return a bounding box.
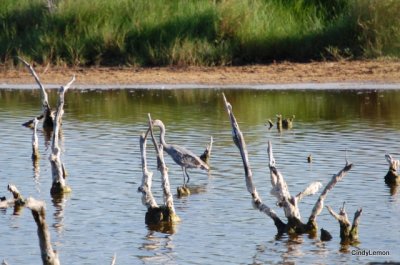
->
[0,88,399,264]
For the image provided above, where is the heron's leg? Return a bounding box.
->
[182,167,187,186]
[184,167,190,184]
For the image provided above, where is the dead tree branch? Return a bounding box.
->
[222,93,286,233]
[18,57,53,129]
[223,93,354,238]
[32,117,40,160]
[308,162,353,232]
[25,198,60,265]
[148,114,177,215]
[1,185,60,265]
[50,76,75,196]
[138,130,158,209]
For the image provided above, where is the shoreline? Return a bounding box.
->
[2,82,400,90]
[1,60,400,89]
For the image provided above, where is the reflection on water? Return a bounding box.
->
[139,231,176,264]
[0,88,400,264]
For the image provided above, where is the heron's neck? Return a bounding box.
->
[159,124,168,147]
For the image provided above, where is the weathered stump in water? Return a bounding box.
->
[223,93,353,239]
[327,203,362,245]
[137,114,180,229]
[49,77,75,196]
[385,154,400,185]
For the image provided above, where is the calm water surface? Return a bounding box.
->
[0,88,399,264]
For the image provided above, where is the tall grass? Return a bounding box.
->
[0,0,399,67]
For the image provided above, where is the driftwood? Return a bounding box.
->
[18,57,54,130]
[137,114,180,230]
[327,203,362,245]
[0,185,60,265]
[49,77,75,196]
[222,93,353,238]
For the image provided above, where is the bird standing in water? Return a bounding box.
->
[151,119,210,186]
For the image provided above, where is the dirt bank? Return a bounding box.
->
[1,60,400,86]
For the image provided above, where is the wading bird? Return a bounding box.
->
[151,119,209,186]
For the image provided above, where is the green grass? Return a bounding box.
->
[0,0,399,67]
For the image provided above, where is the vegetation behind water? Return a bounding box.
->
[1,0,399,67]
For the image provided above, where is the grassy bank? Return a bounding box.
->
[1,0,399,67]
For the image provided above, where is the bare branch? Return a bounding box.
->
[138,132,158,209]
[309,162,353,222]
[148,114,175,213]
[18,57,50,112]
[222,93,258,196]
[25,197,60,265]
[7,184,23,200]
[32,118,40,160]
[326,205,350,225]
[352,208,363,228]
[222,93,285,229]
[50,78,75,195]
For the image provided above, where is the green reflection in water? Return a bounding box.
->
[1,88,400,129]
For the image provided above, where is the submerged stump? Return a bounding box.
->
[385,154,400,185]
[327,203,362,245]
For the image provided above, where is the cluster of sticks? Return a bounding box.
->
[19,57,75,196]
[222,93,362,244]
[137,114,180,230]
[0,58,81,265]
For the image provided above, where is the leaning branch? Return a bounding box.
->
[18,57,50,112]
[309,162,353,224]
[18,57,54,129]
[25,198,60,265]
[222,93,285,232]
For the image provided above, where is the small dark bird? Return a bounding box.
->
[152,119,209,186]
